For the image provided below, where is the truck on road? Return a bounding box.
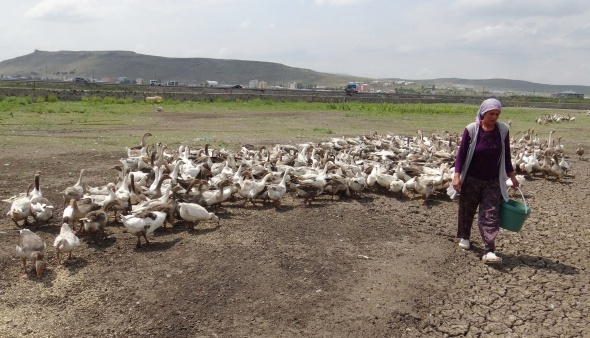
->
[345,82,358,96]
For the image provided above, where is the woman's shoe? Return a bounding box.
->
[482,252,502,264]
[458,239,470,249]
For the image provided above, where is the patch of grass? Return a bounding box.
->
[313,127,335,134]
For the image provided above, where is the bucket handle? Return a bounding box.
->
[515,187,528,208]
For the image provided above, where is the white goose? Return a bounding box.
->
[62,199,86,231]
[202,180,234,209]
[366,165,379,187]
[388,177,405,193]
[553,136,565,155]
[297,161,332,188]
[28,171,54,225]
[266,168,291,208]
[346,171,367,197]
[5,193,32,227]
[15,229,46,278]
[53,223,81,263]
[238,172,273,206]
[177,202,220,230]
[27,171,43,200]
[30,201,54,226]
[559,155,570,174]
[118,211,167,248]
[414,176,435,204]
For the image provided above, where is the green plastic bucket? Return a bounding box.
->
[500,188,531,232]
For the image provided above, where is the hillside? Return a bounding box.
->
[1,50,589,96]
[0,50,368,88]
[414,78,590,97]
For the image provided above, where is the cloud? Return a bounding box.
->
[314,0,368,5]
[453,0,589,17]
[24,0,105,22]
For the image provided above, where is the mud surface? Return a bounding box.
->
[0,111,589,337]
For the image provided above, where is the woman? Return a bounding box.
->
[452,98,519,264]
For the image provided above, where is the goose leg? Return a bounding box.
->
[142,233,150,246]
[21,259,28,278]
[136,234,143,248]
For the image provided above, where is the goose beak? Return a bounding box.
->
[36,261,45,278]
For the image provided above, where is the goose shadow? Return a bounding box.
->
[186,225,221,236]
[422,199,444,208]
[32,224,61,236]
[55,256,90,275]
[133,237,182,252]
[349,195,376,204]
[83,234,118,251]
[297,200,330,208]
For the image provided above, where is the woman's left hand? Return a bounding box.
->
[510,176,520,189]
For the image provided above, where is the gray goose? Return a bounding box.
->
[61,169,86,207]
[15,229,46,278]
[79,200,120,240]
[129,132,152,151]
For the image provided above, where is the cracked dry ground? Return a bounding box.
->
[0,143,588,337]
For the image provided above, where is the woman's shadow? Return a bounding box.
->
[474,246,578,274]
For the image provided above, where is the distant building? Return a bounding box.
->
[204,80,218,87]
[360,84,370,92]
[288,81,298,90]
[136,78,144,85]
[249,79,259,89]
[552,90,584,99]
[258,81,268,89]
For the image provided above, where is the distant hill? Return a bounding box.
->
[1,50,589,96]
[0,50,368,88]
[392,77,590,97]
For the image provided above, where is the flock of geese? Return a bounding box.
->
[4,124,584,278]
[535,113,576,125]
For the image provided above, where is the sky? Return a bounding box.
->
[2,0,590,86]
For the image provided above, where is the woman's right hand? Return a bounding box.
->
[452,174,461,192]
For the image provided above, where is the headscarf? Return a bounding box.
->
[476,98,502,124]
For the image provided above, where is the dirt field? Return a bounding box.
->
[0,109,589,337]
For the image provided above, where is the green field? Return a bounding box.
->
[0,97,587,153]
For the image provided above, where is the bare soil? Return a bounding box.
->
[1,110,589,337]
